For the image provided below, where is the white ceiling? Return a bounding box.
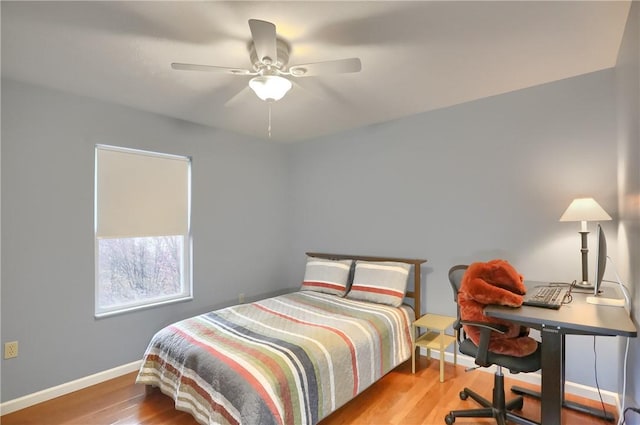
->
[1,1,631,143]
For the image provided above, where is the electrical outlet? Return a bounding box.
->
[4,341,18,359]
[238,293,245,303]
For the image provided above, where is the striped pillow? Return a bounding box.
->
[300,257,353,296]
[346,260,411,307]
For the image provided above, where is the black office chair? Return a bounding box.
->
[444,265,541,425]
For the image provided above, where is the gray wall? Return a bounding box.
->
[286,70,621,391]
[2,32,636,403]
[616,1,640,410]
[1,79,291,401]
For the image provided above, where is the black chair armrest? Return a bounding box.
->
[460,320,508,367]
[460,320,508,333]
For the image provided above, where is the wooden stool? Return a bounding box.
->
[412,313,457,382]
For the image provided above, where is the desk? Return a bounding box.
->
[485,282,636,425]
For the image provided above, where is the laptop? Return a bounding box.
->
[522,284,569,309]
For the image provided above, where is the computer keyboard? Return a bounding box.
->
[522,286,567,309]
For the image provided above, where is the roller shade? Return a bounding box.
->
[96,145,190,239]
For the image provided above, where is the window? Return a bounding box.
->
[95,145,191,317]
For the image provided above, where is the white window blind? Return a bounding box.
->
[95,145,190,239]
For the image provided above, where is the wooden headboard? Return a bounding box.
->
[305,252,427,319]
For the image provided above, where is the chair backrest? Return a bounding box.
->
[448,265,468,298]
[448,265,468,338]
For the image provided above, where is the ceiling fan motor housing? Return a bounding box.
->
[249,39,290,72]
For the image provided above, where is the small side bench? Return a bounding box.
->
[412,313,458,382]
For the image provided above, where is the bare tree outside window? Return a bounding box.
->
[97,236,184,309]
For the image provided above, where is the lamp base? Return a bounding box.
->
[574,280,595,290]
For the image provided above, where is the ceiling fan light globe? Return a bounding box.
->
[249,75,292,102]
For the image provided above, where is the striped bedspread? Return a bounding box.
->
[136,291,413,425]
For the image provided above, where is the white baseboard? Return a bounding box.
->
[0,360,142,416]
[428,349,620,409]
[1,352,621,417]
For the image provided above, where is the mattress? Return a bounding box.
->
[136,290,413,425]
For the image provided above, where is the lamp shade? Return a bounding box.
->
[249,75,292,102]
[559,197,612,222]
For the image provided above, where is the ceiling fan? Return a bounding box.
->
[171,19,362,103]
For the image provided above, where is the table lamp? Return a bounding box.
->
[559,197,611,289]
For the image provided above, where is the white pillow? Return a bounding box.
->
[300,257,353,296]
[346,260,411,307]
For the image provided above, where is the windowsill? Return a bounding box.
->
[94,295,193,319]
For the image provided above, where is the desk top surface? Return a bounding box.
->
[484,281,637,337]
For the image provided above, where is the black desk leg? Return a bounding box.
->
[558,330,613,421]
[541,326,563,425]
[561,333,566,398]
[513,332,615,422]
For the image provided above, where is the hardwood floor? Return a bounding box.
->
[1,356,617,425]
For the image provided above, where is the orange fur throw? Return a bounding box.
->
[458,260,538,357]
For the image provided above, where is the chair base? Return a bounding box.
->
[445,374,539,425]
[511,385,615,422]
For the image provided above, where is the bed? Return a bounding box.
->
[136,253,426,425]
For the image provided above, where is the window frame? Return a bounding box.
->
[94,145,192,318]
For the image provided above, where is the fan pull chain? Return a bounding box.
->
[268,102,272,139]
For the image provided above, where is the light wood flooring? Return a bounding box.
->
[1,356,617,425]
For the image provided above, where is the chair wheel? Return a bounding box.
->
[512,398,524,411]
[444,413,455,424]
[459,390,468,400]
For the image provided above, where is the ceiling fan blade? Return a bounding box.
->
[288,58,362,77]
[171,63,254,75]
[248,19,277,65]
